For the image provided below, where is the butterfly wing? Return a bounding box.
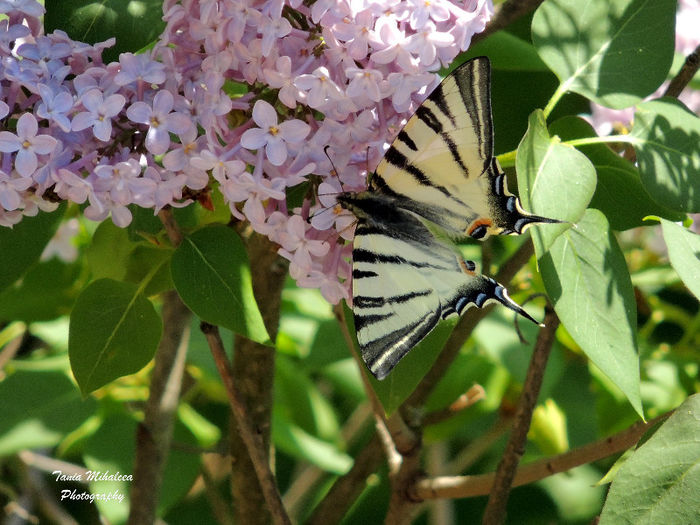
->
[344,192,538,380]
[372,56,558,240]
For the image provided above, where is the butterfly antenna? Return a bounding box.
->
[324,145,345,191]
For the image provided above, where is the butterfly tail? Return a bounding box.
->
[508,212,564,236]
[491,283,544,327]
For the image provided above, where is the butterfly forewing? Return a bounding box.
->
[372,58,496,237]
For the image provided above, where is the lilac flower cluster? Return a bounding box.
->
[587,0,700,135]
[0,0,493,303]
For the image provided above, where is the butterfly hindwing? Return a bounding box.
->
[340,192,539,380]
[336,56,559,380]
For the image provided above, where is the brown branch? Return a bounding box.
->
[229,232,288,524]
[412,410,672,500]
[664,44,700,98]
[482,305,559,525]
[306,433,386,525]
[201,323,291,525]
[128,290,191,525]
[472,0,546,46]
[128,209,191,525]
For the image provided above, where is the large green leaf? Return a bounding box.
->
[538,209,643,417]
[630,98,700,213]
[660,219,700,300]
[600,394,700,524]
[0,204,65,293]
[532,0,676,109]
[69,279,162,395]
[548,116,685,230]
[0,370,96,456]
[516,109,596,252]
[170,224,270,344]
[44,0,166,63]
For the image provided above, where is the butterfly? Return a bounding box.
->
[335,56,560,380]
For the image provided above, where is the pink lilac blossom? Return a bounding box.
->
[0,0,494,303]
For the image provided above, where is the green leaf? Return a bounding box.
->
[600,394,700,525]
[0,370,97,456]
[171,225,270,344]
[69,278,162,395]
[44,0,167,63]
[86,220,135,282]
[548,116,686,230]
[630,98,700,213]
[0,259,81,323]
[0,204,65,293]
[276,356,341,441]
[272,408,353,475]
[538,209,643,417]
[517,109,596,252]
[660,219,700,300]
[532,0,676,109]
[464,31,548,72]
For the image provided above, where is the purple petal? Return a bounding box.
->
[102,94,126,117]
[278,119,310,142]
[71,111,95,132]
[0,186,22,211]
[146,126,170,155]
[0,131,21,153]
[93,120,113,142]
[16,113,38,139]
[126,102,152,125]
[152,90,174,114]
[80,89,103,113]
[166,113,194,135]
[15,149,38,177]
[163,148,187,171]
[240,128,269,149]
[30,135,58,154]
[252,100,277,128]
[265,138,287,166]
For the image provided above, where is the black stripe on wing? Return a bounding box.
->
[359,309,441,380]
[452,57,493,166]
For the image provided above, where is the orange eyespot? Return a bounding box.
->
[467,218,492,239]
[459,258,476,276]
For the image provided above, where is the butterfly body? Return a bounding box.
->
[337,57,559,380]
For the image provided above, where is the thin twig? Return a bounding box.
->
[411,410,672,500]
[482,305,559,525]
[423,385,486,427]
[201,323,292,525]
[664,44,700,98]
